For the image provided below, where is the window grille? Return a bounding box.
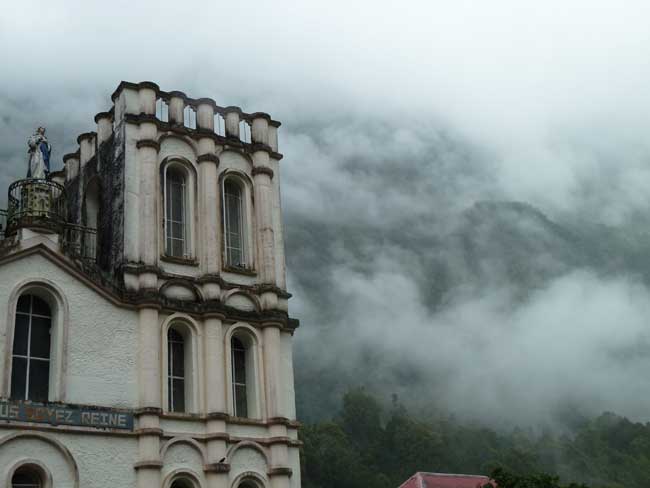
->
[165,167,188,258]
[167,328,186,413]
[223,179,245,268]
[231,337,248,418]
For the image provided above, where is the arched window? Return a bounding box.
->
[223,178,246,268]
[12,467,42,488]
[164,166,189,258]
[167,328,186,412]
[11,294,51,402]
[230,331,260,419]
[231,337,248,417]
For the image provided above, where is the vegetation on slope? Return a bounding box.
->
[301,389,650,488]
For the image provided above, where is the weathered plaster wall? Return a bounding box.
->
[0,254,138,407]
[0,430,138,488]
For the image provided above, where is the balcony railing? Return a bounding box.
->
[62,224,98,263]
[5,179,66,235]
[0,209,7,239]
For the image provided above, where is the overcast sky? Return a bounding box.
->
[4,0,650,426]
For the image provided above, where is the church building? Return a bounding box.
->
[0,81,301,488]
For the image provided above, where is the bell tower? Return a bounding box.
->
[0,81,301,488]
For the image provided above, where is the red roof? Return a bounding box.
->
[399,472,496,488]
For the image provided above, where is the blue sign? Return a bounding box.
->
[0,400,134,430]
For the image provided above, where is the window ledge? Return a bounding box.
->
[161,411,202,420]
[160,254,199,266]
[222,265,256,276]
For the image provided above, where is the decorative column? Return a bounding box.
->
[95,111,114,145]
[168,91,186,125]
[63,152,80,183]
[138,81,158,115]
[135,305,163,488]
[224,107,241,139]
[196,98,221,275]
[78,132,96,169]
[204,315,230,488]
[251,141,276,284]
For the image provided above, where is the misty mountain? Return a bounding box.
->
[291,199,650,424]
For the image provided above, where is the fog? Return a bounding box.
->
[3,0,650,426]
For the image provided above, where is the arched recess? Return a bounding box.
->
[224,324,265,419]
[2,279,69,402]
[0,432,80,488]
[82,177,101,261]
[161,314,204,413]
[160,437,207,465]
[225,440,270,466]
[223,289,261,313]
[218,169,255,271]
[160,279,203,302]
[159,155,198,260]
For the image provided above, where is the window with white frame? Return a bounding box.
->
[183,106,196,129]
[167,328,186,413]
[156,98,169,122]
[12,467,42,488]
[223,178,246,268]
[11,294,51,402]
[164,166,189,258]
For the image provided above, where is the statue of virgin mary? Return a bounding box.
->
[27,126,51,179]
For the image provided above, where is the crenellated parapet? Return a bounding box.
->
[109,81,282,157]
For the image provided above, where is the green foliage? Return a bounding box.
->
[300,389,650,488]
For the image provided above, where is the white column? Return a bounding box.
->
[95,112,113,144]
[252,150,276,284]
[224,107,241,139]
[263,324,284,419]
[139,83,157,115]
[251,113,270,146]
[136,135,159,272]
[136,306,162,488]
[78,132,96,168]
[196,98,216,131]
[205,316,229,488]
[168,92,186,124]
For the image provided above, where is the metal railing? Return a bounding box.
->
[5,179,66,235]
[62,224,98,263]
[0,209,7,239]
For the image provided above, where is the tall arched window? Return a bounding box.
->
[167,328,186,412]
[12,467,42,488]
[164,166,188,258]
[11,294,51,402]
[231,336,249,417]
[223,178,246,268]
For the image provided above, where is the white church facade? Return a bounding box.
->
[0,81,301,488]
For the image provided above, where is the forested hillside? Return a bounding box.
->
[300,389,650,488]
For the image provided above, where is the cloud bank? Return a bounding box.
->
[3,0,650,426]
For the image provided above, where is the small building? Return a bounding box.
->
[0,81,301,488]
[399,472,495,488]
